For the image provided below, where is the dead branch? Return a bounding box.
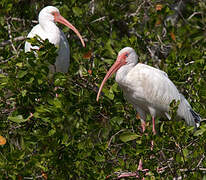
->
[108,129,125,148]
[6,18,17,53]
[91,16,106,23]
[10,17,38,24]
[0,36,26,47]
[187,12,202,21]
[124,0,146,18]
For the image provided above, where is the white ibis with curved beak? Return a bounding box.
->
[25,6,85,73]
[97,47,201,134]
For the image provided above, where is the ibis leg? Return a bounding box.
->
[152,116,156,135]
[151,116,156,150]
[138,159,149,173]
[138,159,143,170]
[141,120,146,132]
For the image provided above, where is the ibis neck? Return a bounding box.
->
[115,62,136,84]
[39,20,61,46]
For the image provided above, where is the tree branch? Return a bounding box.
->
[6,18,17,53]
[0,36,26,47]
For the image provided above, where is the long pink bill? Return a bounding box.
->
[96,58,123,102]
[54,13,85,47]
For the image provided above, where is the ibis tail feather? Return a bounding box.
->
[190,109,201,128]
[178,94,201,128]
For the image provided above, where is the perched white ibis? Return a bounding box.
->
[25,6,85,73]
[97,47,201,134]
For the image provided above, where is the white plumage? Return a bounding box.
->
[97,47,200,132]
[25,6,85,73]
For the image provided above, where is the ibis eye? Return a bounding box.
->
[125,53,129,57]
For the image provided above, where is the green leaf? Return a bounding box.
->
[119,131,140,143]
[111,116,124,126]
[8,115,28,123]
[102,87,114,100]
[72,7,83,16]
[194,129,205,136]
[48,129,56,136]
[183,148,188,157]
[21,90,27,97]
[95,154,105,162]
[18,70,28,78]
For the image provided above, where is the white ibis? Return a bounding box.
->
[25,6,85,73]
[96,47,201,134]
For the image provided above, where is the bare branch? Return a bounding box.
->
[6,18,17,53]
[108,129,125,148]
[89,0,95,14]
[124,1,146,18]
[0,36,26,47]
[117,172,139,179]
[10,17,38,24]
[187,12,202,21]
[197,154,205,168]
[158,165,206,175]
[107,168,149,179]
[91,16,106,23]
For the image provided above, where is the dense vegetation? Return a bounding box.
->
[0,0,206,179]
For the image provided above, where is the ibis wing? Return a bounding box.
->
[24,25,45,52]
[124,63,180,113]
[55,30,70,73]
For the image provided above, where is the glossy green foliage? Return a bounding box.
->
[0,0,206,179]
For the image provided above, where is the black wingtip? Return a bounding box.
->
[190,109,201,127]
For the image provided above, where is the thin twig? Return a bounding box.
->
[91,16,106,23]
[10,17,38,24]
[0,36,26,47]
[107,129,125,148]
[124,1,146,18]
[196,154,205,168]
[107,168,149,179]
[90,0,95,14]
[187,12,202,21]
[147,46,155,58]
[117,172,139,179]
[23,177,33,180]
[6,18,17,53]
[99,112,109,120]
[158,165,206,174]
[179,167,206,172]
[176,0,188,25]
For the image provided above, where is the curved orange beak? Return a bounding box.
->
[96,54,126,101]
[54,13,85,47]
